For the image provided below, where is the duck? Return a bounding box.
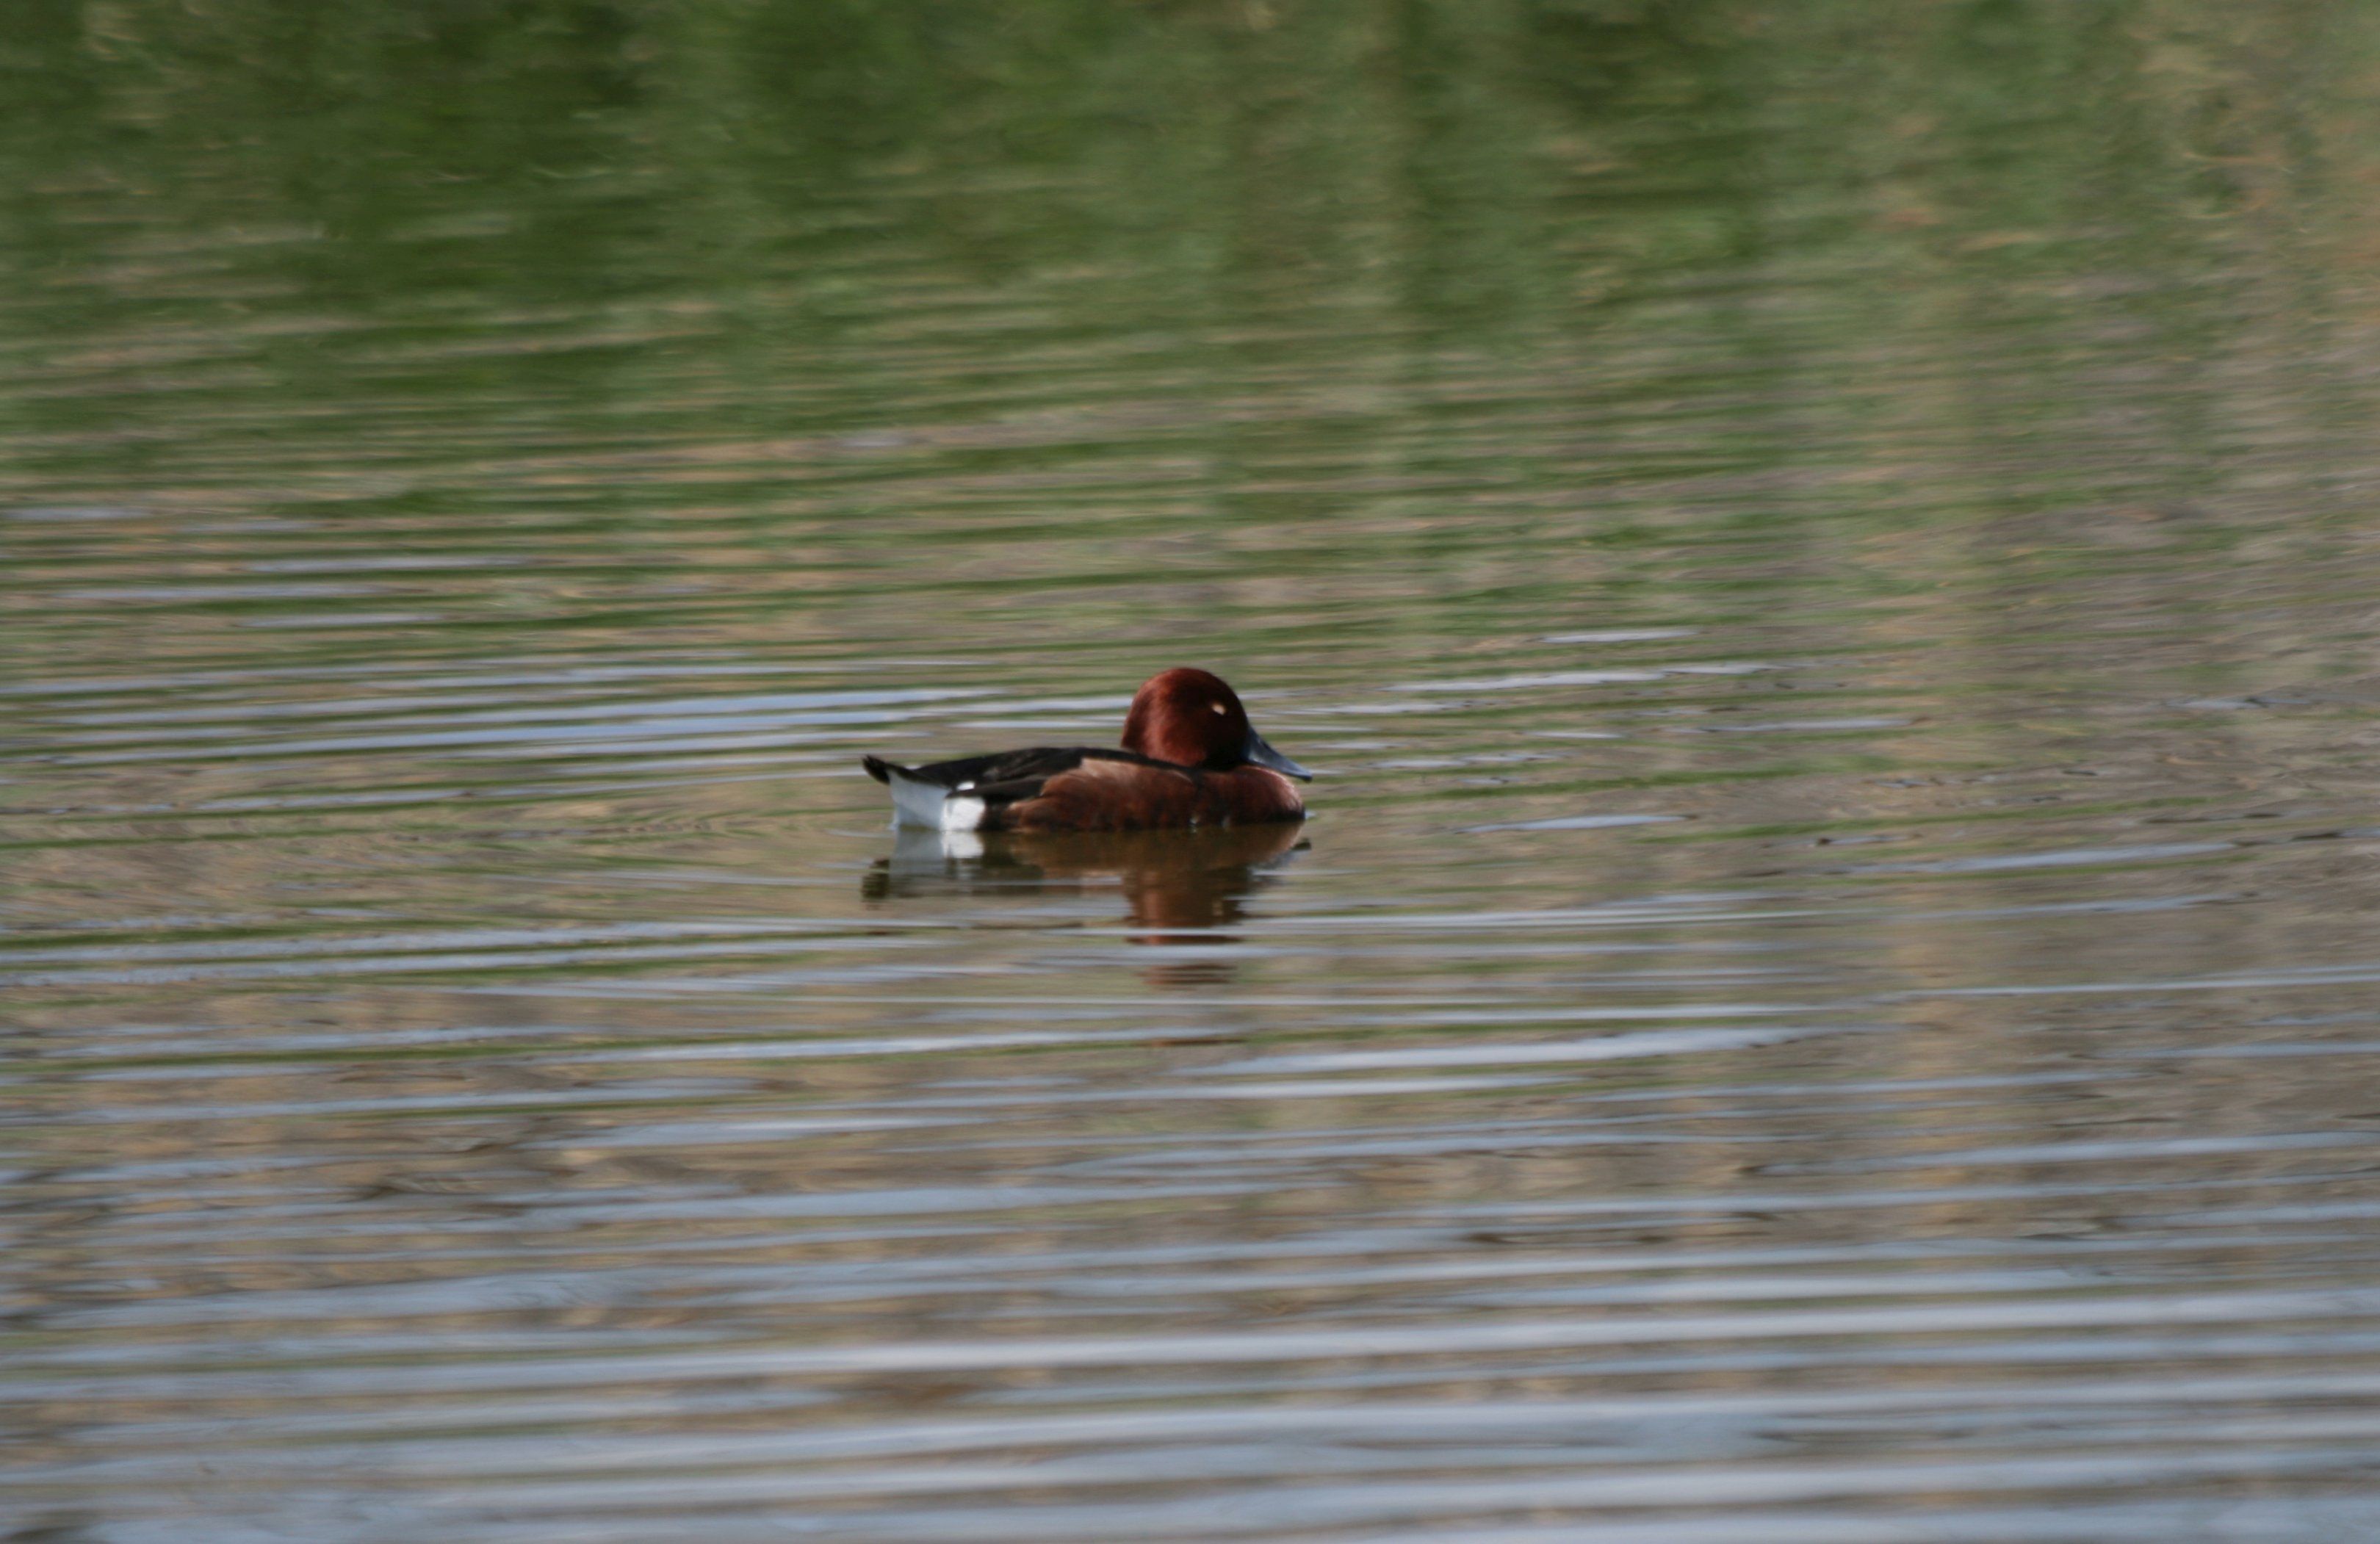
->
[862,667,1312,832]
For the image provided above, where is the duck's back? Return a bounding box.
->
[863,747,1300,832]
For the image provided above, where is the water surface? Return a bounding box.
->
[10,4,2380,1539]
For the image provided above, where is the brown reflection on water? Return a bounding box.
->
[865,822,1308,986]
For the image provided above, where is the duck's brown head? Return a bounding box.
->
[1120,667,1311,779]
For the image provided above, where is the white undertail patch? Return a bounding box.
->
[885,767,988,831]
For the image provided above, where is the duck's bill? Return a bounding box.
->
[1244,731,1314,782]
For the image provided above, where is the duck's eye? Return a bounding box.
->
[1211,701,1227,714]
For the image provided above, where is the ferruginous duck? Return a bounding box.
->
[862,668,1312,832]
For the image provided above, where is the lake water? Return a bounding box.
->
[10,4,2380,1540]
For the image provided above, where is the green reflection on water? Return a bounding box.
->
[4,1,2379,688]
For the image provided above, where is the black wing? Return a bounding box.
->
[864,746,1174,809]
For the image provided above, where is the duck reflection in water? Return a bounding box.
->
[863,823,1308,987]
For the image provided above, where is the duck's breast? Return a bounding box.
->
[1205,766,1307,824]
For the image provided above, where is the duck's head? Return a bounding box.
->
[1121,667,1312,780]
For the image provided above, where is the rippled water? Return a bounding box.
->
[12,4,2380,1540]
